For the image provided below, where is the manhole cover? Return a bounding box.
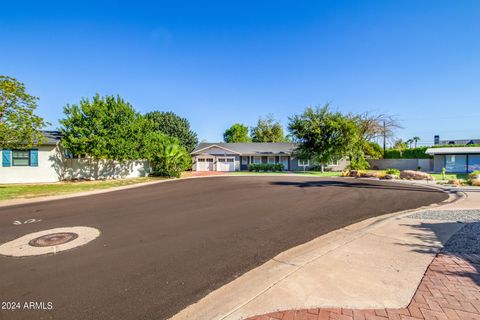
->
[0,227,100,257]
[28,232,79,247]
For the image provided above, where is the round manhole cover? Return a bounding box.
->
[28,232,79,247]
[0,227,100,257]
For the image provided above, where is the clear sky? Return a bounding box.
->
[1,0,479,145]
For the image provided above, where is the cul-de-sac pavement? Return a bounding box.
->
[1,175,479,320]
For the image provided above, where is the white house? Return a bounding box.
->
[0,131,150,184]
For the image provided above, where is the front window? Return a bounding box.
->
[12,150,30,166]
[267,156,275,164]
[298,159,309,166]
[468,155,480,172]
[253,156,261,164]
[445,155,466,173]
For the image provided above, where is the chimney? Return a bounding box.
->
[434,135,440,145]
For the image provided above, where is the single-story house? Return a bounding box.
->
[190,142,348,172]
[426,147,480,173]
[1,131,150,184]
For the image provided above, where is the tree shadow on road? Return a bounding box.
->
[270,180,446,193]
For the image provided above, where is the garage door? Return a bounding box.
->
[216,157,235,172]
[197,158,214,171]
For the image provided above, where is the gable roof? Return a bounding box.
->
[191,142,296,155]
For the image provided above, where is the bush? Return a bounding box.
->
[248,163,284,172]
[384,147,432,159]
[386,168,400,176]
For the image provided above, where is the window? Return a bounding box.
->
[206,158,213,162]
[226,158,234,163]
[468,155,480,172]
[445,155,466,173]
[267,156,275,164]
[198,158,205,162]
[12,150,30,166]
[253,156,261,164]
[298,159,309,166]
[241,156,248,165]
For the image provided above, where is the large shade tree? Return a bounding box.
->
[0,75,48,148]
[145,111,198,151]
[60,94,149,160]
[223,123,251,142]
[288,104,363,171]
[251,115,288,142]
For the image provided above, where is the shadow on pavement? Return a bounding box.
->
[270,180,443,193]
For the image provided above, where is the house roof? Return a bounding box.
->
[425,147,480,155]
[38,130,62,145]
[191,142,297,155]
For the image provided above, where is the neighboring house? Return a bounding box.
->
[434,135,480,146]
[1,131,62,184]
[190,142,348,172]
[0,131,150,184]
[426,147,480,173]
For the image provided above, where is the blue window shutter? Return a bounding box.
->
[2,149,11,167]
[30,149,39,167]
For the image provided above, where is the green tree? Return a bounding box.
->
[393,139,407,150]
[251,114,287,142]
[288,104,364,171]
[145,111,198,151]
[0,75,48,148]
[413,136,420,148]
[223,123,251,142]
[142,131,191,178]
[60,94,147,160]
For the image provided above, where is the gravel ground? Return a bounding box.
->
[407,209,480,222]
[442,222,480,253]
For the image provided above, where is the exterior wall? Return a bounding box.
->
[433,155,445,173]
[367,159,434,172]
[289,156,310,171]
[0,145,151,184]
[0,145,60,183]
[326,158,349,171]
[61,159,150,180]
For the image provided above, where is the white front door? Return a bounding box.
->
[216,157,235,171]
[197,158,214,171]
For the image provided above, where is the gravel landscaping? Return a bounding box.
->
[407,209,480,222]
[442,222,480,253]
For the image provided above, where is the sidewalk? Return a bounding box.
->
[171,190,479,320]
[248,253,480,320]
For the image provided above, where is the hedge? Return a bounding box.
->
[248,163,285,172]
[384,147,432,159]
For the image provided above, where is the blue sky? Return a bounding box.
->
[1,0,479,145]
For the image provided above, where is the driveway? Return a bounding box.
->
[0,176,447,320]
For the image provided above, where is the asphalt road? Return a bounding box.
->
[0,177,448,320]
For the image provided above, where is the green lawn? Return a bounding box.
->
[430,173,468,181]
[0,177,165,201]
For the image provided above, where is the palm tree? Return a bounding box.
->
[406,139,414,148]
[413,136,420,148]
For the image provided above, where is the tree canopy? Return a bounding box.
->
[223,123,251,142]
[0,75,48,148]
[288,104,363,170]
[251,115,288,142]
[145,111,198,151]
[60,94,147,160]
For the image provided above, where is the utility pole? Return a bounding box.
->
[383,120,386,158]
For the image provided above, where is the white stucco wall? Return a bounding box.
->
[0,146,151,184]
[0,145,61,184]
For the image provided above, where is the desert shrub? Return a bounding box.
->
[386,168,400,176]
